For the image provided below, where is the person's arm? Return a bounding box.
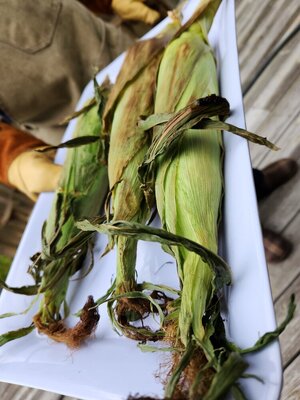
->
[112,0,160,24]
[0,123,61,201]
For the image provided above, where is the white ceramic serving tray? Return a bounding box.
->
[0,1,282,399]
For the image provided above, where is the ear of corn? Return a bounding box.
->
[137,0,275,395]
[145,2,226,397]
[103,20,182,336]
[107,46,161,296]
[32,86,109,348]
[108,55,158,296]
[154,21,222,349]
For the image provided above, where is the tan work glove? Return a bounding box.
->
[8,150,62,202]
[112,0,160,24]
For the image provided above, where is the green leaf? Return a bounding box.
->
[231,384,247,400]
[63,300,70,319]
[0,295,40,320]
[0,325,34,347]
[140,282,180,296]
[35,136,100,153]
[53,230,94,259]
[241,373,264,384]
[138,343,179,353]
[77,219,231,289]
[203,353,249,400]
[138,95,278,187]
[0,278,38,295]
[241,294,296,355]
[198,118,279,150]
[138,112,174,131]
[139,95,230,181]
[0,312,20,319]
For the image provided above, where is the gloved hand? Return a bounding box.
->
[112,0,160,24]
[8,150,62,202]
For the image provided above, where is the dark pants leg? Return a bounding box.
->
[253,168,266,201]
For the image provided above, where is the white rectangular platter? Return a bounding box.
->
[0,1,282,399]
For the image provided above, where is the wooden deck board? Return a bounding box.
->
[0,383,61,400]
[267,212,300,301]
[236,0,299,92]
[281,356,300,400]
[236,0,300,397]
[0,0,299,398]
[246,33,300,166]
[274,274,300,368]
[259,172,300,232]
[245,60,299,130]
[257,119,300,231]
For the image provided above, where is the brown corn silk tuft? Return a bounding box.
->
[115,297,151,322]
[159,320,214,400]
[33,296,99,348]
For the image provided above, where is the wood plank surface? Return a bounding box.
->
[237,0,300,399]
[281,356,300,400]
[235,0,300,93]
[0,383,61,400]
[274,274,300,368]
[267,212,300,301]
[245,31,300,167]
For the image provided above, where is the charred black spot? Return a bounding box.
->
[196,94,228,107]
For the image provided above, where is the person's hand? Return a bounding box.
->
[8,149,62,202]
[112,0,160,24]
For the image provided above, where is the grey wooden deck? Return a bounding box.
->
[0,0,299,398]
[238,0,299,398]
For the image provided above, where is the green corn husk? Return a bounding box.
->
[155,2,222,335]
[100,0,227,342]
[135,91,278,399]
[106,47,161,292]
[142,1,238,397]
[136,0,278,395]
[102,20,182,338]
[31,86,109,348]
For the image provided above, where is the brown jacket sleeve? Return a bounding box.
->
[0,123,46,186]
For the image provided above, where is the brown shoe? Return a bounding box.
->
[261,158,298,199]
[262,228,293,263]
